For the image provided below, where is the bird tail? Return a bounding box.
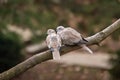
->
[52,49,61,60]
[81,45,93,54]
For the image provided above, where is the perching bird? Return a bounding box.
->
[46,29,62,60]
[56,26,93,54]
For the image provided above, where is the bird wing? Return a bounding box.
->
[81,35,88,42]
[56,34,62,47]
[46,35,51,48]
[65,27,82,40]
[68,27,88,44]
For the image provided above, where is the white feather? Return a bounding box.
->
[46,29,61,60]
[52,49,60,60]
[81,45,93,54]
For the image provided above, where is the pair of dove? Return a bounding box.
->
[46,26,93,60]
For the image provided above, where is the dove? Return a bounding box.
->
[46,29,62,60]
[56,26,93,54]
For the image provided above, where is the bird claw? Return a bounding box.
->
[50,47,54,52]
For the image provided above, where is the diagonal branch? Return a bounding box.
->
[26,18,120,54]
[0,18,120,80]
[86,18,120,45]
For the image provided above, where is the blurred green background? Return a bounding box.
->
[0,0,120,80]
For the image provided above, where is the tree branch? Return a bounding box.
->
[26,19,120,54]
[0,19,120,80]
[86,19,120,45]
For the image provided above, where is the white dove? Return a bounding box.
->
[56,26,93,54]
[46,29,62,60]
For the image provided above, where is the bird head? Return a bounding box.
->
[56,26,65,32]
[47,29,56,34]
